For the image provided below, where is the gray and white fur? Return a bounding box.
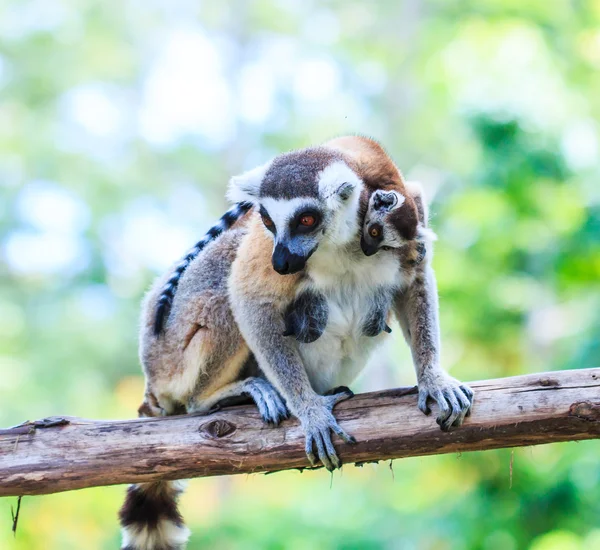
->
[153,201,253,335]
[362,184,474,429]
[119,136,473,550]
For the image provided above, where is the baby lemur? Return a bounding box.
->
[283,186,434,344]
[120,136,474,550]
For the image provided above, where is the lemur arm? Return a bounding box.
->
[394,263,473,431]
[229,218,354,470]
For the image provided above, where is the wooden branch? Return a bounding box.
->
[1,368,599,497]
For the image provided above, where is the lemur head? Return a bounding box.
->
[228,147,362,275]
[361,187,436,256]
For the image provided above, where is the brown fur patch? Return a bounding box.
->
[326,135,420,240]
[231,214,300,308]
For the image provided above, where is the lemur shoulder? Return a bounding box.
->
[120,135,473,550]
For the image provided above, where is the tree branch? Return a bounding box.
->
[1,368,599,497]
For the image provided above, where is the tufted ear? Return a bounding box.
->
[317,161,361,208]
[404,180,429,225]
[370,189,405,212]
[227,161,271,204]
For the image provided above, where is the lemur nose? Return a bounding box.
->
[272,243,307,275]
[272,245,290,274]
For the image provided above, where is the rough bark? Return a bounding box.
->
[1,368,599,497]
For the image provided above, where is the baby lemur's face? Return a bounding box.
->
[361,189,415,256]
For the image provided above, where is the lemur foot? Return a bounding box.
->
[243,378,290,425]
[300,388,356,471]
[418,372,474,431]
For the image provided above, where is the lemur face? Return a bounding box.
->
[228,147,362,275]
[361,189,408,256]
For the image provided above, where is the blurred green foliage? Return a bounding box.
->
[1,1,599,549]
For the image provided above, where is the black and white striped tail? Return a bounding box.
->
[119,480,189,550]
[153,201,253,336]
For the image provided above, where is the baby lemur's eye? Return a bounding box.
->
[299,214,316,227]
[369,226,382,238]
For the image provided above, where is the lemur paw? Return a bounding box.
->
[244,378,290,426]
[300,389,356,471]
[417,373,474,431]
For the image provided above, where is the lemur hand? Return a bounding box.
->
[417,371,474,431]
[299,388,356,471]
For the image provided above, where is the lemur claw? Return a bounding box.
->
[417,374,474,431]
[301,390,355,471]
[243,378,290,426]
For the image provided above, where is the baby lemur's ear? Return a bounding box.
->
[404,180,429,226]
[227,161,271,204]
[371,189,405,211]
[404,181,438,241]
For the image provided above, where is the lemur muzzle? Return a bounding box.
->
[272,243,307,275]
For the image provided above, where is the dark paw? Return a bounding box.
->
[302,397,356,471]
[245,378,290,425]
[418,376,474,431]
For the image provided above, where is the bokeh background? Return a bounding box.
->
[1,1,600,549]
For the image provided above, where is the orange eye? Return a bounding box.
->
[300,215,316,227]
[262,215,273,228]
[370,226,381,238]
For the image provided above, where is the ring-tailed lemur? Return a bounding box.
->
[119,136,473,550]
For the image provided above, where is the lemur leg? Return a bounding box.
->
[188,376,289,425]
[233,297,355,471]
[362,287,394,337]
[283,289,329,343]
[180,303,289,425]
[394,265,474,431]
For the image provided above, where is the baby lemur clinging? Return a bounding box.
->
[120,136,474,550]
[283,186,434,344]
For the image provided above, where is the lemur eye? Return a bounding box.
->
[370,226,381,238]
[299,214,316,227]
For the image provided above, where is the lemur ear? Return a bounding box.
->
[418,225,438,242]
[404,180,429,225]
[336,182,355,201]
[227,161,271,204]
[371,189,405,212]
[318,161,361,207]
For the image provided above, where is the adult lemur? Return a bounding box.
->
[120,136,473,550]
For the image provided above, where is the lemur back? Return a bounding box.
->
[153,201,252,335]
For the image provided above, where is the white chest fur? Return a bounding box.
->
[298,245,402,394]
